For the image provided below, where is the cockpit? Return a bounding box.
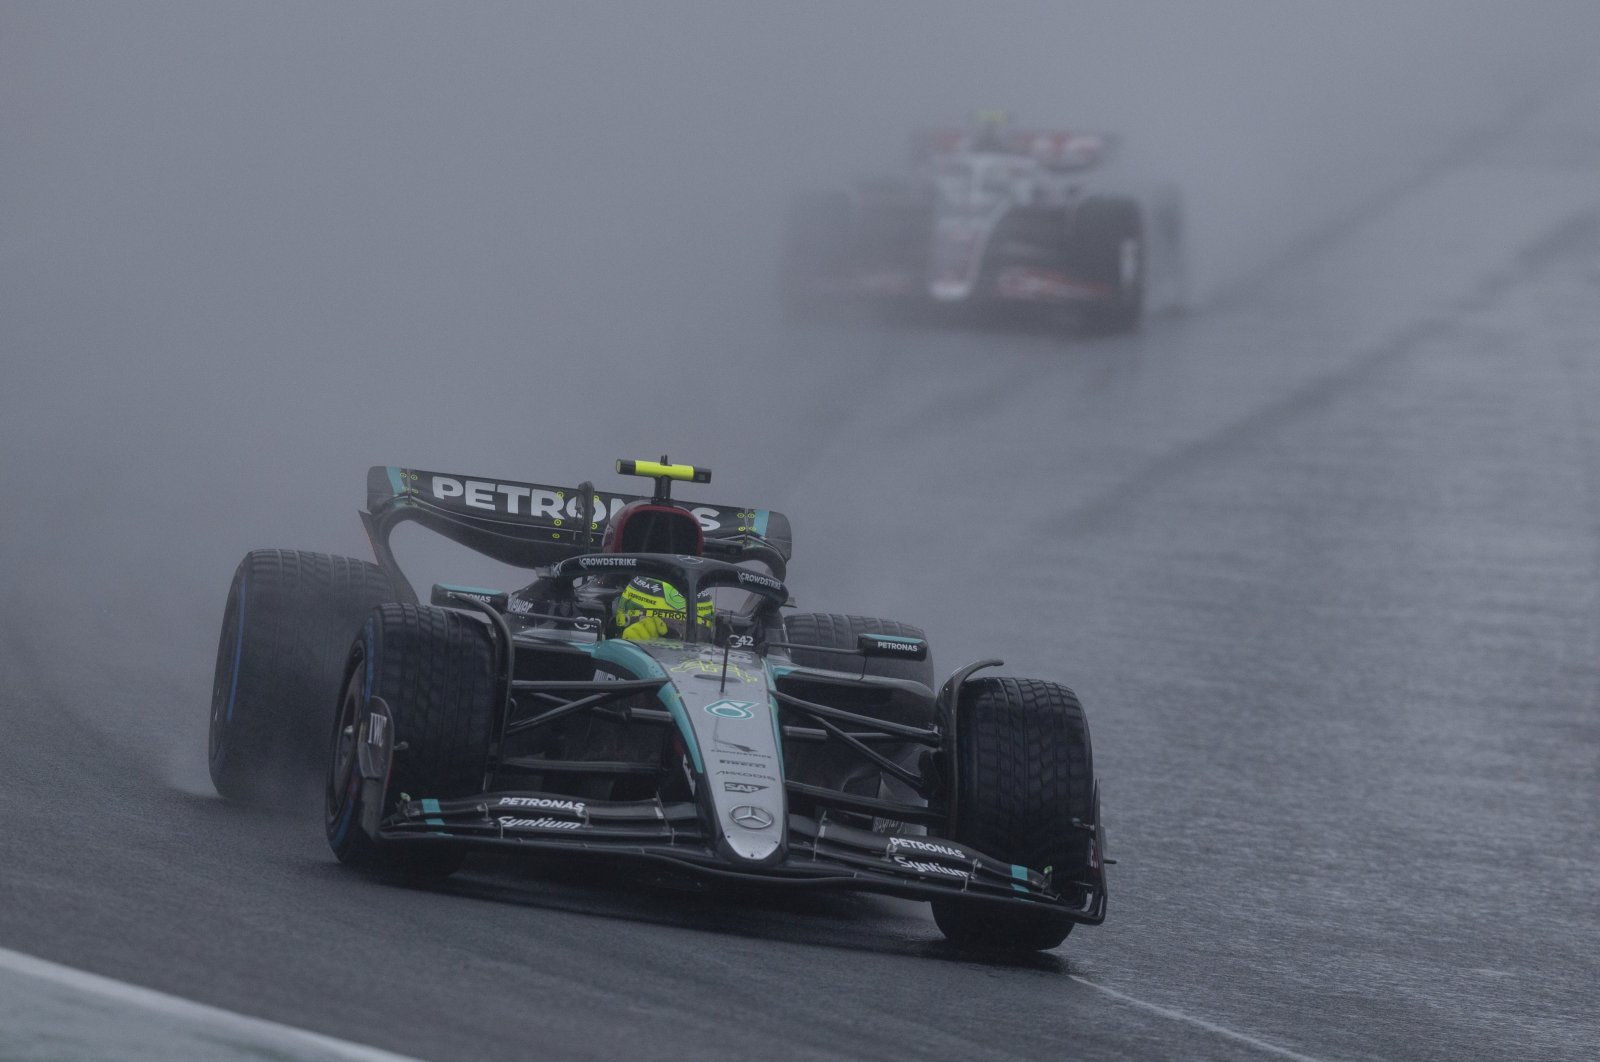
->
[929,154,1043,213]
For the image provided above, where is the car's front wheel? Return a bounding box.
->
[933,677,1095,951]
[326,603,500,879]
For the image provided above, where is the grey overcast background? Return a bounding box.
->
[4,3,1600,1061]
[4,1,1596,642]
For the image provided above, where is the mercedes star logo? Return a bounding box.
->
[730,805,774,830]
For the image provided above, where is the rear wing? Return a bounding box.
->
[913,127,1115,170]
[361,466,792,585]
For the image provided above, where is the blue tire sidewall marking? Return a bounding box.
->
[332,620,376,849]
[329,776,355,847]
[330,771,356,847]
[213,573,248,773]
[225,574,247,725]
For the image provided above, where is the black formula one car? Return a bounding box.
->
[209,458,1108,951]
[782,116,1186,333]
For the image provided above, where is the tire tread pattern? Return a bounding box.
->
[210,549,396,801]
[783,612,933,686]
[933,677,1094,951]
[325,603,497,878]
[364,602,499,804]
[1075,196,1144,333]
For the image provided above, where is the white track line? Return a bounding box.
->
[1069,975,1332,1062]
[0,946,426,1062]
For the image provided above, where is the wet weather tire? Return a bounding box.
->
[209,550,397,804]
[326,603,499,879]
[782,613,934,687]
[933,678,1094,952]
[780,613,936,810]
[1074,197,1144,334]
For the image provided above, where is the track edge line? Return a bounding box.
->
[0,945,428,1062]
[1069,974,1334,1062]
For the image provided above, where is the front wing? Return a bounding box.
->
[381,790,1106,924]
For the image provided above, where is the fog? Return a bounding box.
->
[9,9,1600,1054]
[3,1,1598,686]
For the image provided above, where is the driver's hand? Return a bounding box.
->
[621,614,669,641]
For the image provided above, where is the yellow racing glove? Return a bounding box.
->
[621,614,670,641]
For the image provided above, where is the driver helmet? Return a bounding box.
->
[614,576,713,641]
[971,108,1010,152]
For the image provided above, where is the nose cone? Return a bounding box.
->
[929,217,985,301]
[719,803,783,864]
[636,642,789,869]
[725,836,780,860]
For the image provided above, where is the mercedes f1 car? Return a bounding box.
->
[208,458,1108,951]
[782,116,1185,333]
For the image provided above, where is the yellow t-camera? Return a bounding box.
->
[616,459,712,484]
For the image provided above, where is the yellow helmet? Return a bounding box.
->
[614,576,714,640]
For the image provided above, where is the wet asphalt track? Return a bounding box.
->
[4,54,1600,1062]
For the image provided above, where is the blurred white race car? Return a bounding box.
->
[782,115,1186,333]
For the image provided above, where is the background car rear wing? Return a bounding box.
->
[361,465,792,580]
[912,127,1115,170]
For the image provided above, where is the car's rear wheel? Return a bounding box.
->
[781,613,935,817]
[209,550,397,804]
[782,612,934,687]
[933,677,1095,951]
[326,603,500,879]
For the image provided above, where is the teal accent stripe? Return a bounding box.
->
[592,640,703,773]
[768,663,797,679]
[659,685,695,770]
[438,584,501,597]
[1011,864,1029,893]
[870,634,923,644]
[763,661,787,780]
[753,509,770,536]
[386,466,405,496]
[421,797,444,826]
